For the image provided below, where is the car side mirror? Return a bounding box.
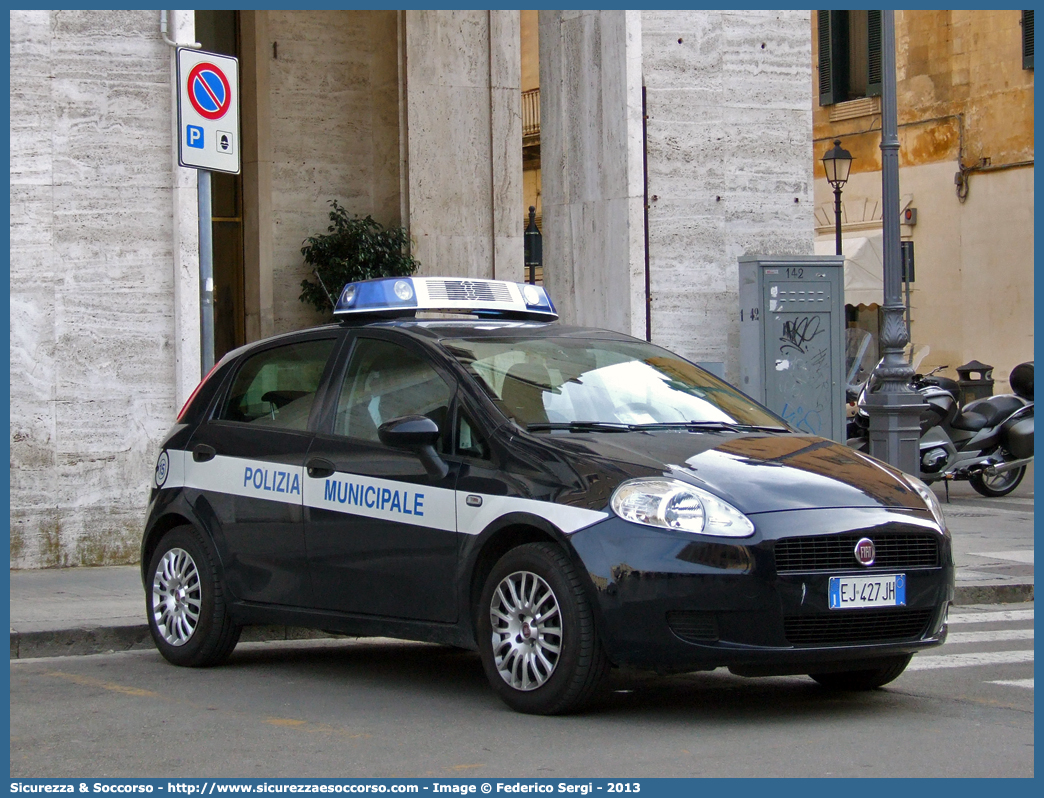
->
[377,415,449,480]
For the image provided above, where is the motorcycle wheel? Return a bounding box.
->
[969,465,1026,498]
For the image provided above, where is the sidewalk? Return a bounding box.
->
[929,469,1034,605]
[9,474,1033,659]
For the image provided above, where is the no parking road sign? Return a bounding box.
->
[177,48,240,174]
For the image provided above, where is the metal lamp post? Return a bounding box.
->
[524,206,542,284]
[864,10,927,475]
[822,139,853,256]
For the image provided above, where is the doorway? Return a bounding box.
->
[196,10,245,360]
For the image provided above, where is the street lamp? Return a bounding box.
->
[822,139,853,256]
[865,11,926,476]
[524,206,542,285]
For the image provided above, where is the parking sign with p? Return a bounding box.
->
[177,48,240,174]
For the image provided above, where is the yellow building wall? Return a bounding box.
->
[521,10,539,92]
[814,10,1033,174]
[812,10,1034,391]
[521,10,542,235]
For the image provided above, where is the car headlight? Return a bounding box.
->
[906,475,948,532]
[610,477,755,537]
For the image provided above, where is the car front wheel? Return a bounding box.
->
[477,542,610,715]
[146,525,241,667]
[809,654,912,691]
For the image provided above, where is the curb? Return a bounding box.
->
[953,583,1034,606]
[10,625,337,660]
[10,626,153,660]
[11,583,1033,660]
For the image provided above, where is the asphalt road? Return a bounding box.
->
[10,603,1033,779]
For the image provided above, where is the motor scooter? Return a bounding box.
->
[848,353,1033,498]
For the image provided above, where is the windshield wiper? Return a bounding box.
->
[615,420,740,432]
[526,421,633,432]
[526,420,791,434]
[629,421,791,433]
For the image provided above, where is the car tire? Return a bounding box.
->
[969,465,1025,498]
[477,542,610,715]
[809,654,912,691]
[146,525,241,667]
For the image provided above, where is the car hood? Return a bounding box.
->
[539,431,925,515]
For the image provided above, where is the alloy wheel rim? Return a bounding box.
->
[489,570,562,691]
[982,467,1021,491]
[152,548,202,646]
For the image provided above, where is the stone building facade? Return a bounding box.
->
[9,9,813,568]
[541,10,814,373]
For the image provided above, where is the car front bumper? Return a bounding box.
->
[568,507,954,674]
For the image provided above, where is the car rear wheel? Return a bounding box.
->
[809,654,912,691]
[477,542,610,715]
[969,464,1025,497]
[147,525,241,667]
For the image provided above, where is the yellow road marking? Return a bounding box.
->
[264,718,371,739]
[41,671,370,739]
[47,671,160,698]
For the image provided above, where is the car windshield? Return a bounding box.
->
[441,335,786,430]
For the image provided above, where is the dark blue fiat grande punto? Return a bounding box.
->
[142,277,954,714]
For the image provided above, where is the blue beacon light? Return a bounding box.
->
[335,278,418,315]
[334,277,558,320]
[520,282,554,313]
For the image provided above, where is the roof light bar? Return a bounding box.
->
[333,277,558,321]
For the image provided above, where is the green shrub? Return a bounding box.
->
[299,200,419,314]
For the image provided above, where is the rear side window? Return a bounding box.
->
[219,338,336,429]
[334,338,453,443]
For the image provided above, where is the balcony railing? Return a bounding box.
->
[522,88,540,138]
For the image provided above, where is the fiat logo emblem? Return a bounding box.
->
[855,537,876,566]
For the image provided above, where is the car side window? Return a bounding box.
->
[457,411,490,460]
[334,338,453,445]
[218,338,335,430]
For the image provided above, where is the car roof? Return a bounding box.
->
[351,318,639,344]
[220,317,643,367]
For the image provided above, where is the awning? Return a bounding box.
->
[814,231,883,307]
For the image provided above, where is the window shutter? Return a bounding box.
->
[1024,10,1034,70]
[818,10,836,106]
[866,10,883,96]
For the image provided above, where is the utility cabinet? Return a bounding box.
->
[738,255,845,442]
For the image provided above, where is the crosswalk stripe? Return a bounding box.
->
[987,678,1034,689]
[942,502,1034,516]
[967,550,1034,564]
[946,629,1034,644]
[907,649,1034,671]
[947,609,1034,624]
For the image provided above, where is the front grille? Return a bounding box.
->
[774,533,939,573]
[666,611,719,643]
[426,279,513,303]
[784,608,934,646]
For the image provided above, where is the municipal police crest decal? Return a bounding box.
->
[155,450,170,488]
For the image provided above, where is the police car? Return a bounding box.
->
[143,276,954,715]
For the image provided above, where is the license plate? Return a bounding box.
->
[828,574,906,609]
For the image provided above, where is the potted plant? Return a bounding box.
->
[299,200,419,315]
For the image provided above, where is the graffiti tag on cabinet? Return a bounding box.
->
[779,315,824,355]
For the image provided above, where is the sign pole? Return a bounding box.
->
[198,169,215,373]
[176,47,239,374]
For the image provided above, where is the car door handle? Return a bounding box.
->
[192,444,216,463]
[306,458,336,479]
